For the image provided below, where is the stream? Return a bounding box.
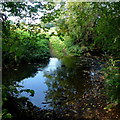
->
[3,57,120,120]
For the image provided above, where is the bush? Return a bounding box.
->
[102,59,120,104]
[2,23,50,65]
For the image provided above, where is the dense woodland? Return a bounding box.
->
[1,1,120,120]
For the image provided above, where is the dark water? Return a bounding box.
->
[3,57,93,108]
[3,57,120,120]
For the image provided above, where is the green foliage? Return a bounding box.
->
[50,34,88,57]
[55,2,120,57]
[2,22,50,64]
[2,109,12,119]
[1,2,64,64]
[2,84,16,120]
[20,89,35,96]
[1,2,54,20]
[2,83,35,119]
[50,36,66,57]
[102,59,120,104]
[93,3,120,55]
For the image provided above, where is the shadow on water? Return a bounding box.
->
[3,57,120,120]
[44,57,92,108]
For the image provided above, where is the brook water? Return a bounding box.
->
[3,57,120,120]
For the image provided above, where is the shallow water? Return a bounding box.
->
[17,58,62,109]
[3,57,95,109]
[3,57,120,120]
[16,57,93,109]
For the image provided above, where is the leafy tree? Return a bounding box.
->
[54,2,120,56]
[1,2,64,65]
[93,2,120,55]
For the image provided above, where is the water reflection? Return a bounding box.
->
[44,57,92,110]
[44,58,61,72]
[18,58,62,109]
[7,57,94,109]
[2,64,38,85]
[3,57,120,119]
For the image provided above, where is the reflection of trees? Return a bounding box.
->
[2,63,41,120]
[3,64,39,85]
[44,57,92,110]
